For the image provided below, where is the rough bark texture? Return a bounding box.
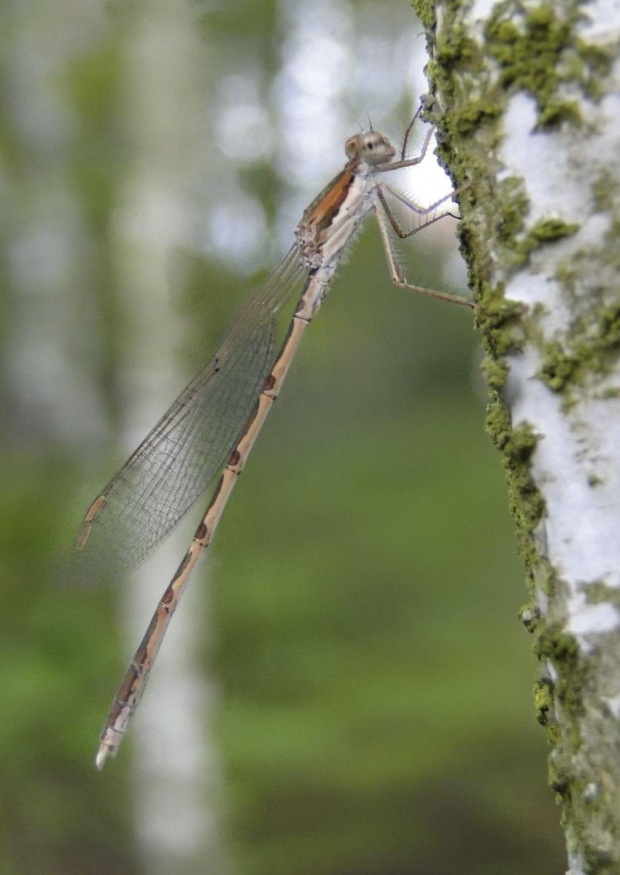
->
[410,1,620,872]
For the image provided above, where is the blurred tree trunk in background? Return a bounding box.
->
[115,4,221,874]
[1,0,220,872]
[412,0,620,870]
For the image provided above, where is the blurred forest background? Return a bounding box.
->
[0,0,565,873]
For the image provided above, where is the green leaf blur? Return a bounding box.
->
[0,1,564,873]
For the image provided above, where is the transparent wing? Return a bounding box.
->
[68,245,306,583]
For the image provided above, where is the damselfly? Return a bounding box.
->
[71,111,473,769]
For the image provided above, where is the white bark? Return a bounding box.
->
[116,4,223,872]
[415,0,620,871]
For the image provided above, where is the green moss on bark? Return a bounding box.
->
[485,2,614,128]
[411,1,620,863]
[539,304,620,394]
[486,3,581,128]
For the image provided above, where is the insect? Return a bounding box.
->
[70,110,473,769]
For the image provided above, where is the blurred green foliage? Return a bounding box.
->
[208,232,564,875]
[0,1,564,874]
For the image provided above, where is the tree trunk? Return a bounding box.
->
[114,3,223,872]
[411,0,620,872]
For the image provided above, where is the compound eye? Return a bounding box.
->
[344,136,357,159]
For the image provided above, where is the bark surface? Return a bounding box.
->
[411,1,620,872]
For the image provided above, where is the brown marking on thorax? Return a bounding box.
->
[296,165,358,267]
[301,166,355,236]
